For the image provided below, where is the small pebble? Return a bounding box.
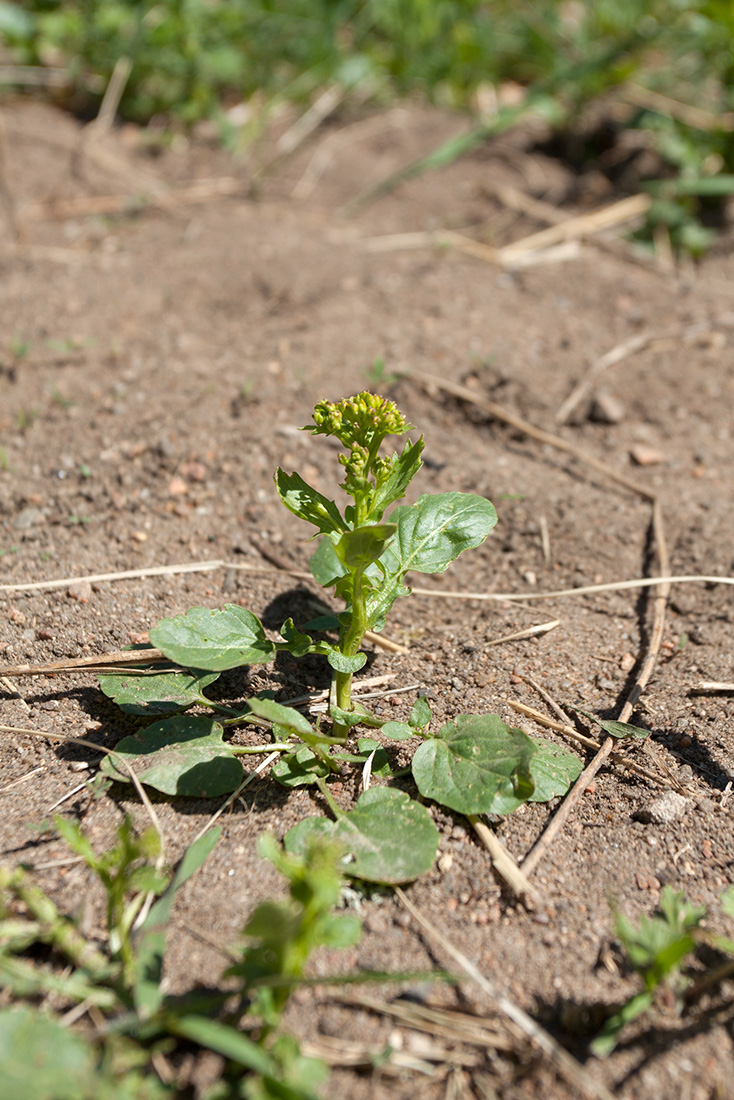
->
[589,391,625,424]
[68,580,93,603]
[635,791,691,824]
[677,764,694,782]
[620,652,636,673]
[630,443,667,466]
[696,798,716,814]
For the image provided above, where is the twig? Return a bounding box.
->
[497,194,650,261]
[620,83,734,133]
[556,330,664,424]
[0,649,166,678]
[2,559,732,607]
[485,620,559,647]
[86,56,132,136]
[395,888,617,1100]
[410,574,734,602]
[0,559,225,593]
[508,699,673,788]
[692,682,734,692]
[520,499,671,877]
[0,725,164,852]
[275,84,345,158]
[21,178,245,221]
[0,674,30,710]
[0,765,45,794]
[400,368,655,500]
[190,751,280,845]
[466,815,538,900]
[539,513,551,565]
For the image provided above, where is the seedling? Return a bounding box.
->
[98,392,585,882]
[0,818,364,1099]
[148,391,498,739]
[592,886,707,1056]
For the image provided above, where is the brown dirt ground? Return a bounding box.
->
[1,97,733,1100]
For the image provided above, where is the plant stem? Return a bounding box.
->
[332,564,368,741]
[315,776,343,819]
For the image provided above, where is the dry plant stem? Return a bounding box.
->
[486,619,559,646]
[395,888,617,1100]
[190,751,281,845]
[400,368,656,500]
[521,500,671,878]
[508,700,673,789]
[86,56,132,137]
[330,991,515,1051]
[556,330,664,424]
[694,682,734,692]
[496,193,651,260]
[21,178,245,221]
[0,674,30,710]
[466,815,538,900]
[3,559,732,601]
[0,725,165,851]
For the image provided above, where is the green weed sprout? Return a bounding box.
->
[147,391,498,742]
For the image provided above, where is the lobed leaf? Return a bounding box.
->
[369,437,424,521]
[275,468,346,536]
[99,716,244,797]
[412,713,536,815]
[150,604,275,671]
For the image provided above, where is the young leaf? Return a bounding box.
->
[309,537,346,588]
[326,649,367,674]
[334,523,397,570]
[355,737,392,778]
[275,468,346,537]
[279,618,321,658]
[369,437,425,521]
[98,667,219,715]
[380,721,415,741]
[571,705,650,740]
[285,787,438,884]
[272,745,330,787]
[171,1015,275,1076]
[150,604,275,671]
[411,713,536,815]
[99,716,244,797]
[246,698,314,739]
[528,739,583,802]
[410,696,432,730]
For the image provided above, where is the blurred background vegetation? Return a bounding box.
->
[1,0,733,252]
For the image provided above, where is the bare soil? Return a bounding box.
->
[1,98,733,1099]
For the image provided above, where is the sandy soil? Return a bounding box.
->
[1,97,733,1099]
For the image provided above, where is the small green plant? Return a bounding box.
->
[97,392,587,885]
[591,885,734,1057]
[0,817,364,1099]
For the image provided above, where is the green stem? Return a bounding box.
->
[331,564,368,741]
[315,776,343,820]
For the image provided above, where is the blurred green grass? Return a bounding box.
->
[1,1,733,251]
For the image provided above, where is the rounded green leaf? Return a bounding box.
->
[380,721,415,741]
[286,788,438,884]
[412,713,536,816]
[528,739,583,802]
[98,668,219,715]
[99,716,244,797]
[149,604,275,671]
[0,1007,95,1100]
